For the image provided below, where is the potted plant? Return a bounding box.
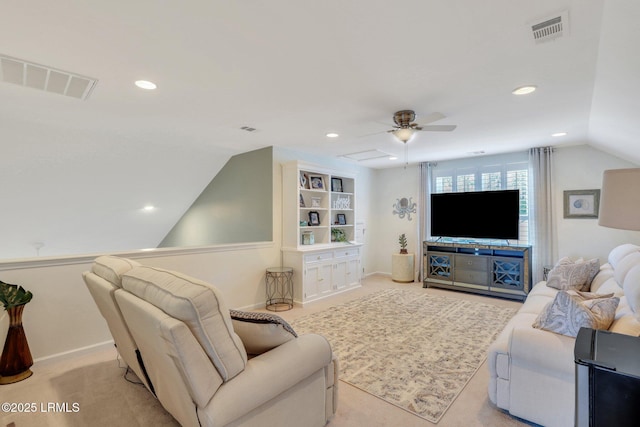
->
[0,280,34,384]
[331,228,347,242]
[399,233,408,254]
[392,234,414,282]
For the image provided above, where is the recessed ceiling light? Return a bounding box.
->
[551,132,567,137]
[389,156,398,160]
[326,132,339,138]
[135,80,157,90]
[512,85,537,95]
[143,205,156,212]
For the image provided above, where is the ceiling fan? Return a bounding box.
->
[388,110,456,143]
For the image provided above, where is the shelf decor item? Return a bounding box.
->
[302,231,314,245]
[0,280,34,384]
[331,177,343,192]
[331,228,347,242]
[308,175,325,190]
[308,211,320,226]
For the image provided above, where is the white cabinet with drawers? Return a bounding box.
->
[283,246,362,305]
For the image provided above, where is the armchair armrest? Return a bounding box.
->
[201,333,333,426]
[509,326,576,376]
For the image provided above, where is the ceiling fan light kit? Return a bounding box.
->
[392,128,415,143]
[388,109,456,144]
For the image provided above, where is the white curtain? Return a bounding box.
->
[528,147,555,283]
[418,162,433,282]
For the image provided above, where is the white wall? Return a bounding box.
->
[369,165,421,277]
[0,243,279,361]
[554,145,640,261]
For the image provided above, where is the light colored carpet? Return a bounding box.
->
[291,288,518,423]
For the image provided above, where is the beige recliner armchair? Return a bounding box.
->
[83,256,338,427]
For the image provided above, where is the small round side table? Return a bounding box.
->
[265,267,294,311]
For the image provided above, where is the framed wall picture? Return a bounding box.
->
[308,175,325,190]
[336,213,346,225]
[308,211,320,226]
[331,177,343,192]
[563,189,601,218]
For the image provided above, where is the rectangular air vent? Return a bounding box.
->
[0,54,98,100]
[341,149,392,161]
[529,10,569,44]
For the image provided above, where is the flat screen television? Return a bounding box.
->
[430,190,520,240]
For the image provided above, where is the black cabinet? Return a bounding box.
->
[575,328,640,427]
[423,242,531,301]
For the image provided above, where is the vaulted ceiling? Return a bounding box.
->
[1,0,638,258]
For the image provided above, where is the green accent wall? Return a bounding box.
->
[158,146,273,247]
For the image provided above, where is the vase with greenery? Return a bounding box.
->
[0,280,34,384]
[399,233,408,254]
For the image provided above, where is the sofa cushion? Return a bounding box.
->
[614,252,640,288]
[589,265,614,293]
[593,277,624,298]
[230,310,297,355]
[610,298,640,336]
[546,258,599,291]
[92,256,140,287]
[622,264,640,314]
[608,244,640,268]
[122,266,247,381]
[533,291,619,337]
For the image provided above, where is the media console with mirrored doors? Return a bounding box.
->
[423,241,531,300]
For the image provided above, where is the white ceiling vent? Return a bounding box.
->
[0,54,98,100]
[529,10,569,44]
[341,149,392,161]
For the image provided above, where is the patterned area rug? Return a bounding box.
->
[290,289,517,423]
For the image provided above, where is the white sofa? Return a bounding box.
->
[487,244,640,427]
[83,256,338,427]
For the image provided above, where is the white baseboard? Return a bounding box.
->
[234,301,267,311]
[34,340,115,364]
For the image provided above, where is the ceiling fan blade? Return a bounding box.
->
[418,124,457,132]
[417,112,446,126]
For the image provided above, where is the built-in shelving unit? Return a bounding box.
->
[423,241,532,301]
[282,161,362,304]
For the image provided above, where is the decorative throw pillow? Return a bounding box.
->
[230,310,298,355]
[532,290,619,337]
[546,258,600,291]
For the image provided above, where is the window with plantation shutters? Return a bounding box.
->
[428,154,529,245]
